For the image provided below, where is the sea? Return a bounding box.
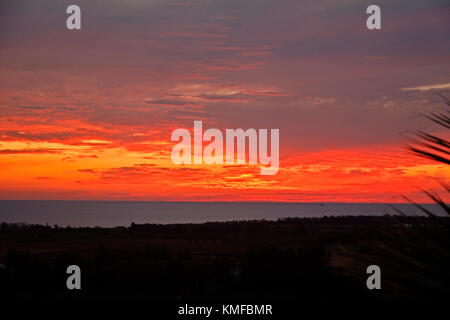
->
[0,200,446,227]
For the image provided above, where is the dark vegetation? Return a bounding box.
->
[0,215,449,300]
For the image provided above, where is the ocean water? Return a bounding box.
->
[0,201,446,227]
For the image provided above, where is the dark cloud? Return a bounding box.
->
[145,99,195,106]
[78,169,97,174]
[0,148,63,154]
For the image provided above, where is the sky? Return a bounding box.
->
[0,0,449,202]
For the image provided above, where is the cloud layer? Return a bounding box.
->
[0,0,449,202]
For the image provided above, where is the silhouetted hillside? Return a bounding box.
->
[1,215,449,301]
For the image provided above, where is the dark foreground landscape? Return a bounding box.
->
[1,215,449,301]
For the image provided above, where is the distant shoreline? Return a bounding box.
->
[0,201,446,227]
[1,214,449,230]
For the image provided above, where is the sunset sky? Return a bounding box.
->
[0,0,449,202]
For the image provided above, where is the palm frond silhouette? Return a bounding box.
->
[405,93,449,216]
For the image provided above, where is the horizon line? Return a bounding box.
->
[0,199,442,205]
